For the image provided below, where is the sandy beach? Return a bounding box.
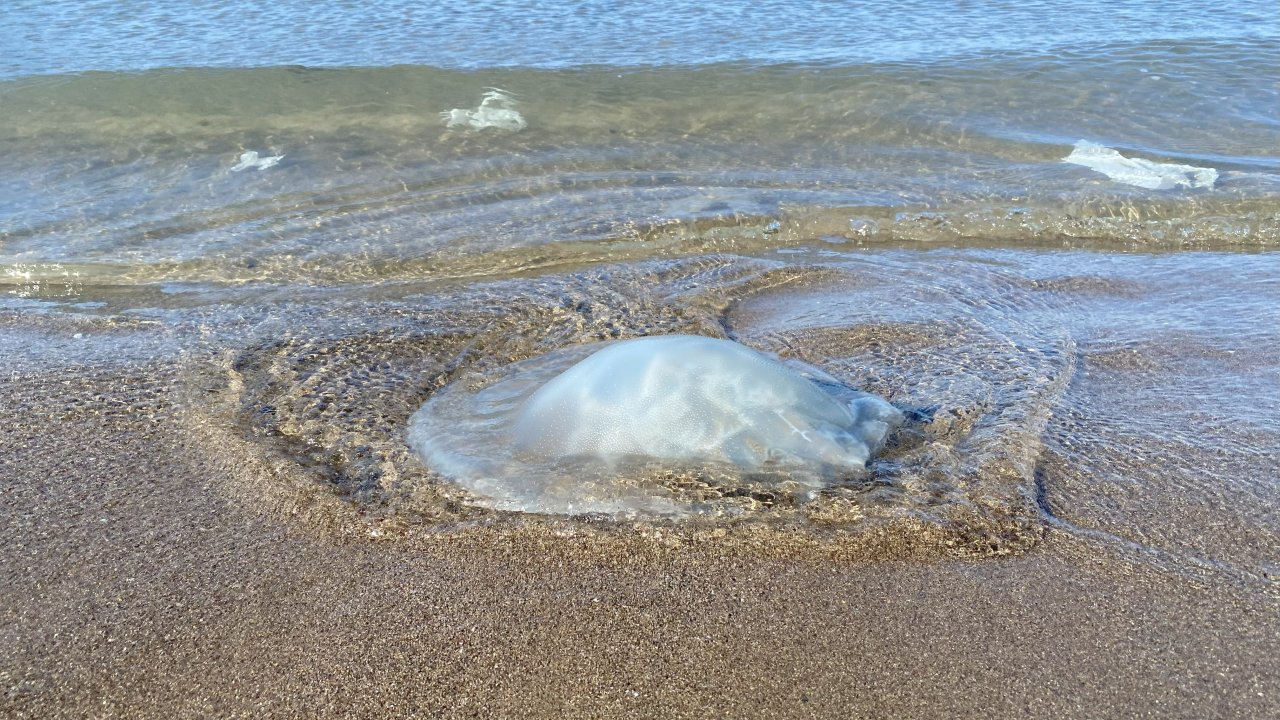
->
[4,4,1279,715]
[2,346,1276,719]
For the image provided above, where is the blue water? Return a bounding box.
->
[3,0,1277,77]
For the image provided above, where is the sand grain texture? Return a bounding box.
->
[2,364,1276,719]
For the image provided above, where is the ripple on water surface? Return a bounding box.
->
[193,252,1092,558]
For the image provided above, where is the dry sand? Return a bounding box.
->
[2,359,1277,719]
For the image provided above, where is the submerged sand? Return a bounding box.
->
[2,358,1276,719]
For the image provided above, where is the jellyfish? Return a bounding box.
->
[1063,140,1216,189]
[229,150,284,172]
[440,88,527,132]
[512,335,898,469]
[408,335,901,516]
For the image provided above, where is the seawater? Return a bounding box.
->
[1,1,1277,592]
[2,0,1275,75]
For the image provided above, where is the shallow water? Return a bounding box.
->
[2,1,1277,596]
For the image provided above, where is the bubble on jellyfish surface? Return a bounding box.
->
[407,335,903,518]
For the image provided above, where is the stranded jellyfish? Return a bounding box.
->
[408,335,901,516]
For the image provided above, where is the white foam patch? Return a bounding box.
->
[230,150,284,172]
[1064,140,1216,190]
[440,88,527,132]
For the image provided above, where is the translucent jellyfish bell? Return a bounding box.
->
[514,335,898,469]
[408,335,902,517]
[439,88,527,131]
[229,150,284,172]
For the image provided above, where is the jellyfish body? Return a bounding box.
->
[513,335,899,471]
[408,335,901,516]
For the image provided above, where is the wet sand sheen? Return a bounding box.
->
[1,365,1276,718]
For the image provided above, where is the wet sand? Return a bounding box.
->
[2,361,1276,719]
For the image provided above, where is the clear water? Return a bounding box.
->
[2,0,1277,592]
[3,1,1278,289]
